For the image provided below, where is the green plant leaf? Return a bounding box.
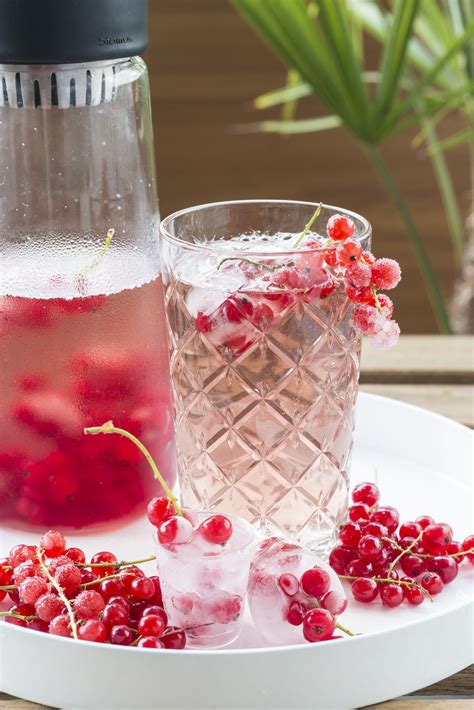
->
[373,0,419,124]
[425,126,474,154]
[238,115,342,135]
[254,82,313,110]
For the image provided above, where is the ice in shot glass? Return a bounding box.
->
[155,511,256,648]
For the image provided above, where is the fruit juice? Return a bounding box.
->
[0,240,176,529]
[163,232,362,552]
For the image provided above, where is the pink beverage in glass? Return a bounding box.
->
[155,511,255,648]
[161,201,371,552]
[0,247,176,529]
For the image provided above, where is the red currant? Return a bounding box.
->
[78,619,107,643]
[65,548,86,565]
[351,577,378,603]
[336,240,362,266]
[49,615,72,637]
[415,515,435,529]
[422,524,453,555]
[199,515,233,545]
[380,583,404,608]
[161,626,186,649]
[320,589,347,616]
[109,625,135,646]
[352,482,380,508]
[339,522,362,548]
[447,541,464,562]
[138,636,164,649]
[18,576,48,605]
[300,567,331,598]
[364,522,388,538]
[346,558,373,578]
[370,507,399,534]
[286,601,305,626]
[399,522,422,539]
[427,556,458,584]
[90,551,118,577]
[146,496,176,528]
[328,545,355,575]
[348,503,371,525]
[130,577,155,601]
[400,554,425,577]
[357,535,382,562]
[278,573,299,597]
[102,603,129,629]
[402,579,425,606]
[35,593,65,622]
[420,572,444,595]
[138,613,166,638]
[158,516,194,545]
[302,608,336,642]
[462,535,474,565]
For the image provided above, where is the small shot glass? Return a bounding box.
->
[155,511,256,649]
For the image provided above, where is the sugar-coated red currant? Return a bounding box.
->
[199,515,233,545]
[371,258,401,290]
[54,563,82,593]
[326,214,355,242]
[39,530,66,558]
[421,524,453,555]
[9,544,36,567]
[18,576,48,605]
[380,583,404,608]
[74,590,105,620]
[352,482,380,508]
[35,593,65,622]
[302,608,336,642]
[351,577,378,603]
[300,567,331,598]
[49,615,72,637]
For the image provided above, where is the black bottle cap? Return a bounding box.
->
[0,0,148,64]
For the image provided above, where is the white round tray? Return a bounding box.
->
[1,393,473,709]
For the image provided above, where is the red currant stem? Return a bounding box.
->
[78,555,156,569]
[0,584,16,591]
[84,421,182,516]
[383,538,474,561]
[335,620,355,637]
[0,611,36,621]
[36,548,79,639]
[78,227,115,281]
[78,572,133,589]
[160,622,214,639]
[293,202,323,248]
[387,531,424,577]
[339,574,432,601]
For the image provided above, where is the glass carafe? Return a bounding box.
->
[0,2,176,529]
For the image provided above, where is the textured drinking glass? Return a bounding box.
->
[155,511,255,648]
[161,201,371,552]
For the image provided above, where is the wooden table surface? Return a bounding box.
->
[1,335,472,709]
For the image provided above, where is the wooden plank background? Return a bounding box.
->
[145,0,471,335]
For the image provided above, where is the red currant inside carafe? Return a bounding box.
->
[0,2,176,529]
